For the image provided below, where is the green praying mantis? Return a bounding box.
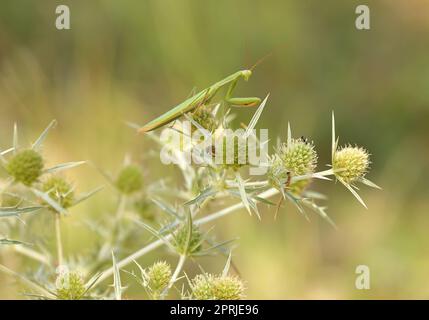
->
[138,69,261,133]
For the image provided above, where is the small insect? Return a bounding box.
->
[285,171,292,188]
[300,136,309,144]
[138,70,261,133]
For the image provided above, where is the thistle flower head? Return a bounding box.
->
[56,270,85,300]
[7,149,44,186]
[267,137,317,195]
[145,261,171,292]
[333,145,370,184]
[115,165,143,195]
[134,198,154,221]
[277,138,317,175]
[191,274,245,300]
[191,105,218,132]
[173,222,203,256]
[212,133,254,170]
[42,175,75,209]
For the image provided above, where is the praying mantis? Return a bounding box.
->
[138,69,261,133]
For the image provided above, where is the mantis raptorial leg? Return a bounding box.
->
[225,76,261,107]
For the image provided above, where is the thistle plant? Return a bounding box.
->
[128,261,172,299]
[0,70,380,300]
[190,274,245,300]
[330,112,381,208]
[133,197,154,221]
[115,165,144,195]
[146,261,172,293]
[190,104,218,132]
[42,176,75,210]
[332,146,369,183]
[172,220,204,256]
[7,149,44,186]
[56,270,86,300]
[268,133,318,196]
[0,121,100,291]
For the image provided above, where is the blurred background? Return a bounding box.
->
[1,0,428,299]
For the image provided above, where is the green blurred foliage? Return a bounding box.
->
[1,0,429,299]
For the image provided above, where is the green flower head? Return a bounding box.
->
[333,145,370,184]
[277,138,317,175]
[191,274,245,300]
[145,261,172,293]
[116,165,143,195]
[268,137,317,195]
[56,270,86,300]
[134,198,155,221]
[42,175,75,209]
[7,149,44,186]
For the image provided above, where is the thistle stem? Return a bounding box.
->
[164,254,186,297]
[111,194,127,246]
[115,194,127,222]
[55,214,64,266]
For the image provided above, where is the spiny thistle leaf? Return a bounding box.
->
[72,185,104,207]
[32,188,67,214]
[44,161,86,175]
[0,238,26,245]
[222,252,232,277]
[302,199,337,229]
[112,252,123,300]
[359,177,382,190]
[0,147,14,156]
[244,94,269,138]
[32,120,57,151]
[13,123,18,154]
[152,198,181,220]
[184,187,217,206]
[338,178,367,209]
[235,172,253,217]
[0,205,43,217]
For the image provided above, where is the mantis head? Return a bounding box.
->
[242,70,252,81]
